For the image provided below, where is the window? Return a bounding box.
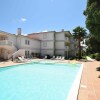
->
[43,34,47,39]
[28,51,30,57]
[28,40,30,45]
[25,51,27,57]
[25,40,30,45]
[25,51,30,58]
[43,42,47,47]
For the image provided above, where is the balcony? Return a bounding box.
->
[65,46,69,51]
[0,40,13,46]
[0,40,16,50]
[65,37,70,44]
[69,47,74,50]
[69,46,78,51]
[70,39,74,43]
[70,39,78,44]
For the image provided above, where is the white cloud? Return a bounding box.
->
[20,17,27,22]
[42,30,48,32]
[21,33,27,36]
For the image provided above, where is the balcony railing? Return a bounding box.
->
[65,37,70,43]
[69,46,77,50]
[65,46,69,51]
[70,39,74,43]
[70,39,78,44]
[0,40,13,46]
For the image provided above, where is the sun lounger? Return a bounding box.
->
[61,56,65,60]
[21,56,25,60]
[44,56,47,59]
[86,56,95,62]
[51,56,55,60]
[16,57,27,62]
[58,56,62,60]
[55,56,59,60]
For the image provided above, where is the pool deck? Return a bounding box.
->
[0,59,100,100]
[78,61,100,100]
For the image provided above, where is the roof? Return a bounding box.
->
[0,30,41,41]
[28,30,71,36]
[28,31,56,35]
[0,30,16,36]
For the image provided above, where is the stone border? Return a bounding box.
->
[66,63,84,100]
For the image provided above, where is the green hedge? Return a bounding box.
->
[90,53,100,61]
[95,53,100,61]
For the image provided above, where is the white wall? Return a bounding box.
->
[55,41,65,49]
[41,50,54,56]
[13,49,25,59]
[54,32,67,56]
[40,32,65,56]
[16,35,21,49]
[55,50,65,56]
[16,36,41,53]
[37,32,55,56]
[8,34,17,46]
[41,41,54,49]
[55,32,65,40]
[38,32,54,40]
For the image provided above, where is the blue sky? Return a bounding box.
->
[0,0,87,34]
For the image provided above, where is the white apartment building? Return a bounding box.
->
[28,29,78,58]
[0,28,40,60]
[0,28,77,60]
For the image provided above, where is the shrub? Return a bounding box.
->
[95,53,99,56]
[46,55,51,59]
[90,54,95,59]
[69,57,74,60]
[69,56,76,60]
[82,56,86,59]
[95,53,100,61]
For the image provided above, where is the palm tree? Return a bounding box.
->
[73,26,87,59]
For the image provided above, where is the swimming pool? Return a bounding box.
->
[0,62,82,100]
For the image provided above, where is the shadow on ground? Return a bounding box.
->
[96,66,100,71]
[96,66,100,78]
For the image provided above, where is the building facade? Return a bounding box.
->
[0,28,40,60]
[28,29,78,58]
[0,28,77,60]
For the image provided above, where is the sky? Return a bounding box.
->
[0,0,87,34]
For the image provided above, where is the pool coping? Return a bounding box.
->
[66,63,84,100]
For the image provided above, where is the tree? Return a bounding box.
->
[86,34,100,54]
[73,26,87,59]
[84,0,100,39]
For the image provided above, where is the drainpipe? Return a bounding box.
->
[67,46,69,59]
[54,32,55,56]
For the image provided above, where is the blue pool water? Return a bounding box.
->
[0,62,81,100]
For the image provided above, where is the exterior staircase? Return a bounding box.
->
[0,40,17,59]
[12,49,25,59]
[0,40,25,60]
